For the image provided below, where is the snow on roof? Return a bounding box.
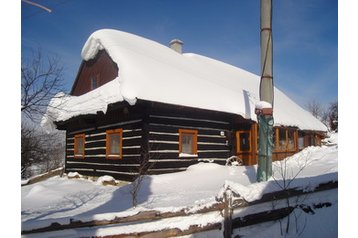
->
[42,29,327,132]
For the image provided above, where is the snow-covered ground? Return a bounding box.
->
[21,138,338,237]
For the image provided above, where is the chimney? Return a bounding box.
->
[169,39,184,54]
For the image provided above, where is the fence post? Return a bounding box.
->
[223,189,233,238]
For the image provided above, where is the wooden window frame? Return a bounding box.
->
[236,130,252,153]
[179,129,198,156]
[74,134,85,159]
[274,128,298,152]
[106,129,123,159]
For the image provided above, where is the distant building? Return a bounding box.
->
[43,29,327,181]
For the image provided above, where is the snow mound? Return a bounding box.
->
[322,132,338,146]
[96,175,117,186]
[67,172,83,179]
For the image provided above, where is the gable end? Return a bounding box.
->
[70,50,118,96]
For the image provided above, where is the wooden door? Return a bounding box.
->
[236,130,252,165]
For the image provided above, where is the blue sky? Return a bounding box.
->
[21,0,337,109]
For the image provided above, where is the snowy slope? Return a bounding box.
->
[22,143,337,235]
[42,29,327,132]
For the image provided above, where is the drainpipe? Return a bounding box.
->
[256,0,274,182]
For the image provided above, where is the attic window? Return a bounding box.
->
[74,134,85,158]
[106,129,123,159]
[179,129,198,157]
[91,75,99,90]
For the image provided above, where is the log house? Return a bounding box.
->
[45,29,326,181]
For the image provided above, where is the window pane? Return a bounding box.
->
[91,76,98,89]
[240,132,250,152]
[181,133,193,154]
[75,137,84,156]
[278,129,287,150]
[109,134,121,155]
[287,130,295,150]
[298,137,304,150]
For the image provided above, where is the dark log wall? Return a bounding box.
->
[63,102,146,181]
[71,50,118,96]
[145,103,239,175]
[62,101,242,181]
[65,119,143,181]
[62,100,326,181]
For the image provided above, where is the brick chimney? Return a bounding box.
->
[169,39,183,54]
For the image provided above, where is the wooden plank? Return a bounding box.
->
[148,133,178,141]
[84,140,106,148]
[149,124,225,136]
[197,136,227,144]
[64,169,137,181]
[98,223,222,238]
[66,157,141,165]
[197,144,228,151]
[149,116,230,130]
[146,168,187,175]
[65,163,139,173]
[122,138,142,147]
[85,148,106,156]
[148,160,198,169]
[149,151,179,160]
[149,142,178,151]
[232,207,294,229]
[198,151,230,158]
[22,203,224,235]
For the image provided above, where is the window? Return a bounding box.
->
[237,131,251,152]
[274,128,297,151]
[179,129,198,156]
[278,128,287,150]
[106,129,123,159]
[287,130,295,151]
[74,134,85,158]
[90,75,99,90]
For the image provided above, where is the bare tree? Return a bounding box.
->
[21,122,65,179]
[306,100,324,120]
[328,101,338,132]
[21,49,64,122]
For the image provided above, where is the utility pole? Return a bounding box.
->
[256,0,274,182]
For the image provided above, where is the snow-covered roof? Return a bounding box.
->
[42,29,327,132]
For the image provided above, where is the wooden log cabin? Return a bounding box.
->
[43,29,327,181]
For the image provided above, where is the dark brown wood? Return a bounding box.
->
[232,206,294,228]
[22,168,64,186]
[71,50,119,96]
[98,223,222,238]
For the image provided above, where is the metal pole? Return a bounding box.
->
[256,0,274,182]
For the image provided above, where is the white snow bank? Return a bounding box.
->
[322,132,338,145]
[22,145,337,233]
[218,145,338,202]
[42,29,327,132]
